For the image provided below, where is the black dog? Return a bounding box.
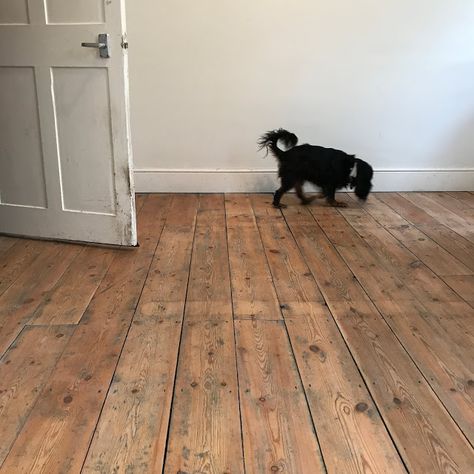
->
[258,129,373,208]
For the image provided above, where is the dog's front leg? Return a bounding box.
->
[273,180,294,208]
[325,187,348,208]
[295,182,316,205]
[273,188,288,208]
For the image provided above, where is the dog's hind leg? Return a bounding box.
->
[295,182,316,205]
[324,186,348,208]
[273,179,294,208]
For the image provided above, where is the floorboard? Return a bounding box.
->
[282,199,474,472]
[82,194,195,473]
[164,194,244,473]
[0,325,74,465]
[0,192,473,473]
[0,195,171,474]
[251,194,405,473]
[0,242,82,356]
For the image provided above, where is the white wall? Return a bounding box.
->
[127,0,474,191]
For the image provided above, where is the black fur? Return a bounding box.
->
[258,129,373,208]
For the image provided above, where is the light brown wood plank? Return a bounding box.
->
[31,246,116,325]
[423,192,474,220]
[308,204,474,441]
[401,193,474,243]
[164,321,243,474]
[311,205,417,304]
[0,325,74,465]
[448,192,474,208]
[416,224,474,273]
[0,195,172,474]
[82,320,182,474]
[376,299,474,442]
[0,242,82,357]
[283,205,474,472]
[83,194,197,473]
[348,194,472,276]
[281,201,364,303]
[235,320,325,473]
[250,195,325,307]
[185,194,233,321]
[225,194,281,320]
[135,193,147,214]
[329,298,474,473]
[0,236,17,255]
[164,194,243,472]
[328,201,461,304]
[134,194,199,323]
[0,240,46,297]
[442,275,474,307]
[251,195,405,473]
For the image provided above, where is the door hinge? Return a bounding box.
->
[121,34,129,49]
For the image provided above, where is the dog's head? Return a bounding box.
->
[352,159,373,201]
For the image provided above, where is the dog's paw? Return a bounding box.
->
[326,200,348,208]
[273,203,287,209]
[300,196,316,205]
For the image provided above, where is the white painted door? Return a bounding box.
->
[0,0,136,246]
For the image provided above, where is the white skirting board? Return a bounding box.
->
[134,169,474,193]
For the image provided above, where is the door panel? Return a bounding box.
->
[0,0,136,245]
[0,0,29,24]
[0,67,47,208]
[53,67,116,215]
[45,0,105,25]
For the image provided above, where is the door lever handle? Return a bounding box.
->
[81,33,110,58]
[81,42,106,48]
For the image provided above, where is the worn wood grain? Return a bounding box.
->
[83,195,197,474]
[1,192,473,473]
[31,246,115,325]
[235,320,325,473]
[441,275,474,307]
[348,194,472,277]
[377,299,474,443]
[281,203,363,303]
[373,194,474,273]
[0,325,73,465]
[0,236,17,255]
[0,242,81,356]
[123,194,198,324]
[401,193,474,243]
[226,194,281,320]
[251,195,404,473]
[164,194,243,472]
[250,195,326,307]
[185,194,233,321]
[308,203,474,442]
[0,195,171,474]
[312,206,415,304]
[82,319,182,474]
[283,204,474,472]
[328,298,474,473]
[331,201,462,304]
[164,321,243,474]
[423,192,474,220]
[447,192,474,208]
[0,240,48,297]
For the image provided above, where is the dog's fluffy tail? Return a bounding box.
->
[257,129,298,159]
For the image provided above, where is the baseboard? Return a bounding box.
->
[134,168,474,193]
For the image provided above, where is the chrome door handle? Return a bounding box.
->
[81,33,110,58]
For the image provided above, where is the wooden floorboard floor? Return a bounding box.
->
[0,192,473,473]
